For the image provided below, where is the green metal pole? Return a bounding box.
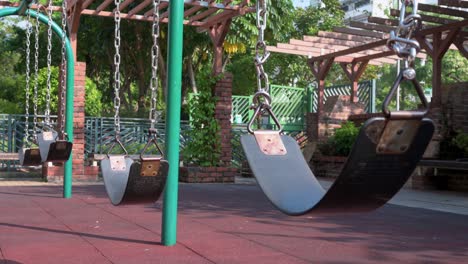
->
[0,2,74,198]
[162,0,184,246]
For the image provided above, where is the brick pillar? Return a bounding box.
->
[214,73,233,167]
[44,62,98,182]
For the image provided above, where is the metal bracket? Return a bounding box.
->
[253,131,287,156]
[109,156,127,171]
[140,158,161,177]
[377,119,421,154]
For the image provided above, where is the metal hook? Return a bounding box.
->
[107,137,128,157]
[140,128,164,159]
[382,69,428,119]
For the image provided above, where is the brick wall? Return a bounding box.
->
[43,62,99,182]
[306,95,366,140]
[214,73,233,166]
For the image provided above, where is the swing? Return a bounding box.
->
[19,3,41,166]
[241,0,434,215]
[37,0,72,163]
[102,0,168,206]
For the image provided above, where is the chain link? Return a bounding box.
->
[59,0,68,139]
[149,0,161,129]
[387,0,421,65]
[32,3,40,141]
[24,6,32,145]
[44,0,53,126]
[113,0,122,138]
[254,0,270,97]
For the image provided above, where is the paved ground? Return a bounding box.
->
[0,179,468,264]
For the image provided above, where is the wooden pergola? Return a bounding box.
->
[0,0,254,73]
[268,0,468,116]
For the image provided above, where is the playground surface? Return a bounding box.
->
[1,179,468,264]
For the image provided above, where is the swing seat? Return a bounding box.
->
[102,155,168,205]
[18,147,42,166]
[37,130,73,163]
[44,140,73,162]
[241,117,434,215]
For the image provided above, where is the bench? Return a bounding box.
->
[0,153,19,160]
[417,159,468,176]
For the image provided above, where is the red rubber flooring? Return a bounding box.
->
[0,183,467,264]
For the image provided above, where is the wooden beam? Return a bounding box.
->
[418,19,468,35]
[127,0,152,16]
[144,2,169,17]
[390,9,460,25]
[95,0,113,13]
[419,3,468,18]
[202,10,237,28]
[267,46,383,66]
[181,5,204,18]
[349,21,395,33]
[309,39,388,62]
[333,27,385,39]
[318,31,379,43]
[189,7,218,22]
[367,16,399,27]
[82,0,94,9]
[117,0,136,11]
[438,0,468,8]
[303,35,366,45]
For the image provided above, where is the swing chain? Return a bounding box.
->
[45,0,53,126]
[24,5,32,144]
[32,4,40,141]
[387,0,421,66]
[59,0,68,139]
[149,0,161,130]
[254,0,270,100]
[383,0,428,118]
[113,0,122,139]
[247,0,282,134]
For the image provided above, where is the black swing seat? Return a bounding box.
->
[101,155,169,205]
[241,117,434,215]
[37,130,72,163]
[18,147,42,166]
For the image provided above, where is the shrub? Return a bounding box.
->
[183,90,221,167]
[318,121,360,157]
[452,131,468,158]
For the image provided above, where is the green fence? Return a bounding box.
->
[311,80,374,112]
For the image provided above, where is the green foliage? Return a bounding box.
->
[183,91,221,167]
[292,0,345,38]
[452,131,468,158]
[85,78,102,116]
[318,122,360,156]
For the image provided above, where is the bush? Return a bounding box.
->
[318,121,360,157]
[452,131,468,158]
[182,73,221,167]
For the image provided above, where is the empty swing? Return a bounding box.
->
[36,0,72,163]
[101,0,168,206]
[19,4,41,166]
[241,0,434,215]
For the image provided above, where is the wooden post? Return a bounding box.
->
[308,58,334,138]
[207,19,232,74]
[339,60,369,103]
[417,28,460,107]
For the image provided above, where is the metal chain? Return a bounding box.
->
[387,0,421,69]
[254,0,270,97]
[149,0,161,129]
[113,0,122,138]
[247,0,282,133]
[59,0,68,139]
[24,6,32,145]
[44,0,53,126]
[32,4,40,141]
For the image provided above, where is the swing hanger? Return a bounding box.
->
[385,0,428,120]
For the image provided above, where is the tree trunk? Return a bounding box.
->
[188,56,198,94]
